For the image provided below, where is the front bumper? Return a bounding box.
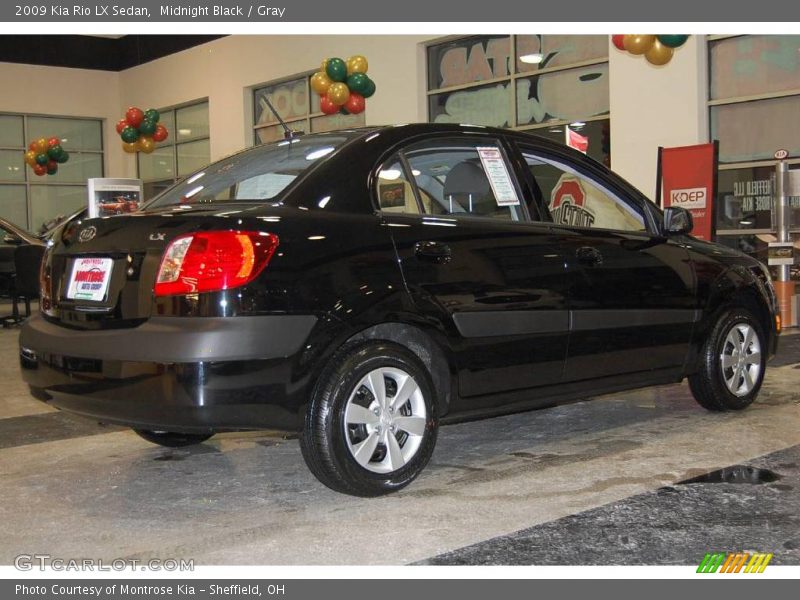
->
[19,313,318,433]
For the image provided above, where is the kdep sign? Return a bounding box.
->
[669,187,707,210]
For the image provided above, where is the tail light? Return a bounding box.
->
[154,231,279,296]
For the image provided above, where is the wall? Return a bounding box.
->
[0,61,122,174]
[609,35,709,201]
[117,35,432,177]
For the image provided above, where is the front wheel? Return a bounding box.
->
[688,308,766,411]
[300,341,439,496]
[134,429,213,447]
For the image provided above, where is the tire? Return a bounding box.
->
[134,429,213,448]
[300,341,439,496]
[688,308,766,411]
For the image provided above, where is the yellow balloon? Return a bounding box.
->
[122,142,137,154]
[321,59,328,72]
[346,55,368,75]
[327,82,350,106]
[624,34,656,56]
[24,150,37,166]
[137,136,155,154]
[34,137,48,154]
[310,70,332,96]
[645,39,674,66]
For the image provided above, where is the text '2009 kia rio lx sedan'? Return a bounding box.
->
[19,124,779,496]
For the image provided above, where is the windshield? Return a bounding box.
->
[145,134,354,209]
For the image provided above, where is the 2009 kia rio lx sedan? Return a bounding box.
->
[20,124,779,496]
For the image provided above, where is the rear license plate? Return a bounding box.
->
[66,258,114,302]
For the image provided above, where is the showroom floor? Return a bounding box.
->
[2,307,799,565]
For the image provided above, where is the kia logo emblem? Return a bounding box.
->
[78,226,97,243]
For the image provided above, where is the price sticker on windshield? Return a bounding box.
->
[477,147,520,207]
[66,258,114,302]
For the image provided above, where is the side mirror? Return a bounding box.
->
[663,206,693,236]
[3,235,22,245]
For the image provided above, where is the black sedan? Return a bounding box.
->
[19,124,779,496]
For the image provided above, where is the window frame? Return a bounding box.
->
[0,111,104,231]
[371,134,531,225]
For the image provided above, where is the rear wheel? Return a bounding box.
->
[688,308,766,411]
[300,341,438,496]
[134,429,213,448]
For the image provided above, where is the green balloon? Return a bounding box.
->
[361,77,376,99]
[47,165,58,176]
[144,108,160,123]
[35,153,49,166]
[325,57,347,83]
[121,126,139,143]
[56,150,69,164]
[139,119,157,136]
[346,72,369,94]
[657,35,689,48]
[47,145,63,160]
[339,106,350,115]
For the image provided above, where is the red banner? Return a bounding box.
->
[659,142,718,241]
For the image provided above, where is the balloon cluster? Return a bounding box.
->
[612,35,689,66]
[310,55,376,116]
[116,106,169,154]
[24,137,69,177]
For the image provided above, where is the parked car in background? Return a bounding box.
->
[19,124,779,496]
[0,216,45,297]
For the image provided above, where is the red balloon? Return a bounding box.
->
[612,35,626,51]
[344,92,365,115]
[47,137,60,148]
[33,164,46,176]
[320,96,339,115]
[152,124,169,142]
[115,119,129,134]
[125,107,144,128]
[28,141,37,152]
[47,160,58,170]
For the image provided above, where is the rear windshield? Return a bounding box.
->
[145,134,353,209]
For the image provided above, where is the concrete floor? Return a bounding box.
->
[1,311,799,565]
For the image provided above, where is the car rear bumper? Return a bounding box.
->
[19,313,318,433]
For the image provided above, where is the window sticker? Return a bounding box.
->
[476,147,520,206]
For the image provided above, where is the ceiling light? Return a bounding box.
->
[519,53,544,64]
[178,129,192,136]
[570,121,586,128]
[379,169,402,180]
[305,147,335,161]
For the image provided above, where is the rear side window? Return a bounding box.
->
[376,138,523,222]
[376,155,421,214]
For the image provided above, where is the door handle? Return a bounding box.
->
[576,245,603,266]
[414,241,452,264]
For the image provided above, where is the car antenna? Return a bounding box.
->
[263,96,303,140]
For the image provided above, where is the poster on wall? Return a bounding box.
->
[87,178,144,219]
[657,142,719,241]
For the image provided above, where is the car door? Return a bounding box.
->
[375,135,570,409]
[514,143,696,381]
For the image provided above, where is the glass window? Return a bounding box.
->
[28,117,102,151]
[716,166,776,232]
[401,139,522,221]
[426,34,610,164]
[375,155,420,214]
[0,115,24,147]
[0,150,25,182]
[533,119,611,166]
[146,134,352,209]
[29,185,87,233]
[137,101,210,197]
[254,74,366,146]
[520,149,645,231]
[711,96,800,163]
[0,184,28,228]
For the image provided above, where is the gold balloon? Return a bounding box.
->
[321,59,328,72]
[346,55,368,75]
[137,136,155,154]
[34,137,48,154]
[24,150,37,166]
[645,39,674,66]
[122,142,137,154]
[327,82,350,106]
[310,70,332,96]
[624,34,656,56]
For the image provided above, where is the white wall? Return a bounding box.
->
[117,35,432,176]
[609,35,709,201]
[0,62,122,175]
